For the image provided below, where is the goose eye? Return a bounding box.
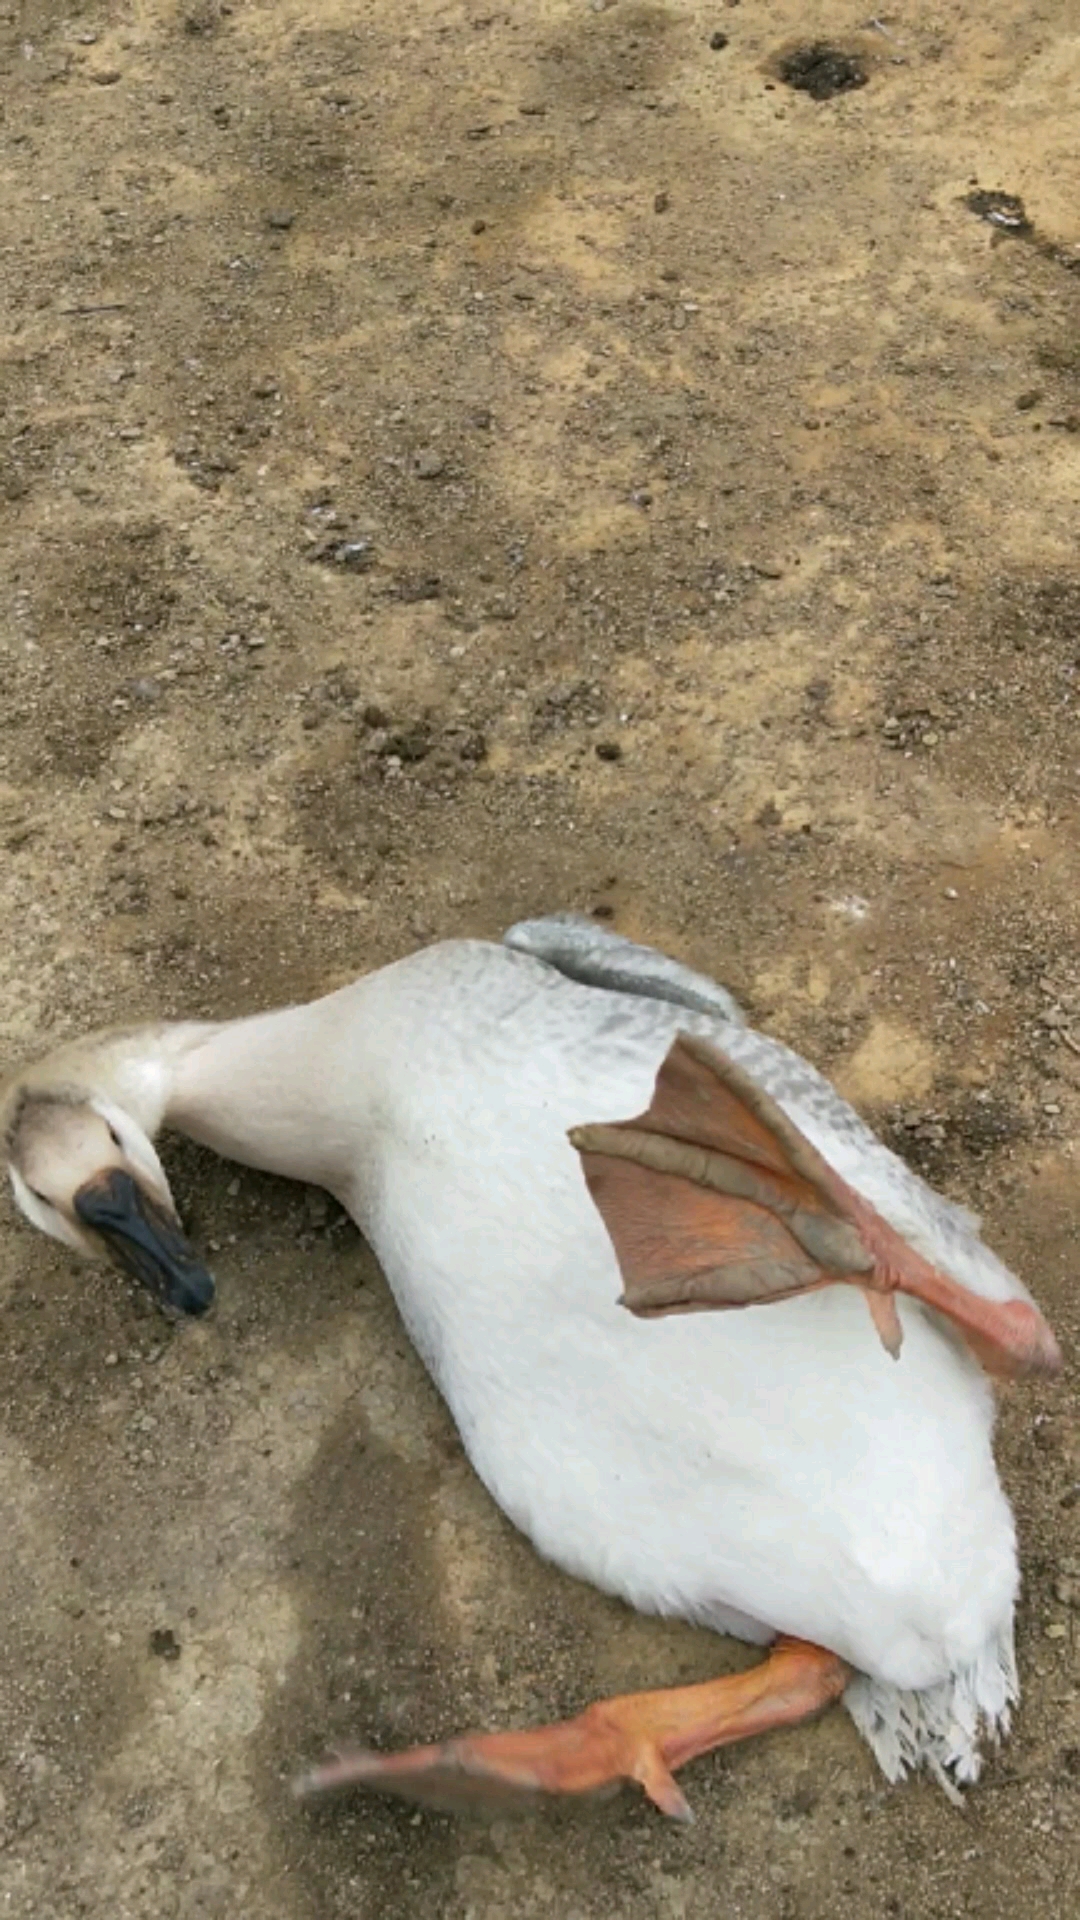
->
[107,1125,122,1148]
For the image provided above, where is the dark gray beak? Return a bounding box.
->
[73,1168,215,1316]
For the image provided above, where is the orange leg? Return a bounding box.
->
[294,1637,849,1821]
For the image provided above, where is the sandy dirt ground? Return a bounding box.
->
[2,0,1080,1914]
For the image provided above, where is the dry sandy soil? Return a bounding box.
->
[2,0,1080,1914]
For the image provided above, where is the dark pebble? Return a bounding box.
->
[963,188,1031,234]
[149,1627,181,1661]
[394,574,442,602]
[596,741,623,762]
[709,30,729,49]
[309,537,374,572]
[333,541,374,572]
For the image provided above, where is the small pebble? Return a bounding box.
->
[653,191,670,214]
[412,447,446,478]
[596,741,623,762]
[265,211,295,231]
[709,30,730,49]
[334,540,374,571]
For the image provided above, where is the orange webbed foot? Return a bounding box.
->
[569,1032,1061,1382]
[294,1639,849,1822]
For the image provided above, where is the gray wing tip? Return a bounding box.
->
[504,913,614,952]
[503,918,746,1026]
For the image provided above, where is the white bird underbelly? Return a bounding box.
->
[343,946,1020,1788]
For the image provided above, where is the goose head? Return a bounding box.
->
[2,1037,215,1317]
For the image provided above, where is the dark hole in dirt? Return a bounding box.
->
[964,189,1032,236]
[777,44,867,101]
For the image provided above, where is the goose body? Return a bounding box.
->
[2,918,1058,1805]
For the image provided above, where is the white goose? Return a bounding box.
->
[1,916,1061,1820]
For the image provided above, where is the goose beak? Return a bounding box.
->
[73,1168,215,1316]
